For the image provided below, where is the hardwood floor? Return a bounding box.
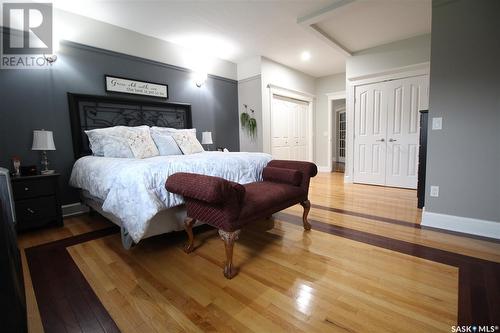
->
[18,173,500,332]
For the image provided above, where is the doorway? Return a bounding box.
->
[326,91,347,173]
[331,99,346,172]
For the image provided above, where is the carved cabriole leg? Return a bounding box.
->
[300,200,312,230]
[183,217,196,253]
[218,229,241,279]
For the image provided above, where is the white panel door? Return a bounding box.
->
[292,102,308,161]
[385,76,429,188]
[353,82,387,185]
[271,97,291,160]
[271,95,309,161]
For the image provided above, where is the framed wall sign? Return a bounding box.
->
[105,75,168,99]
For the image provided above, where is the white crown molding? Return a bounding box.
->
[422,209,500,240]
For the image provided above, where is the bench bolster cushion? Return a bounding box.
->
[262,167,302,186]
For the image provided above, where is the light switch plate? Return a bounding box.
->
[430,186,439,197]
[432,117,443,130]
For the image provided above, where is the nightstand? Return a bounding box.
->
[11,173,63,231]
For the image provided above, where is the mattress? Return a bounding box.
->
[69,151,272,242]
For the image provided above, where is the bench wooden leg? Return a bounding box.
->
[218,229,241,279]
[300,200,312,230]
[183,217,196,253]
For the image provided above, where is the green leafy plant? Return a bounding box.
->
[241,104,257,139]
[240,112,250,128]
[247,117,257,138]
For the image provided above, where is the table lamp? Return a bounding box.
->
[32,130,56,174]
[201,131,213,151]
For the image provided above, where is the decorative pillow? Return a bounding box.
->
[172,131,204,155]
[121,126,159,159]
[150,128,183,156]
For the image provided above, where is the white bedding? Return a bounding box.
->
[69,152,272,242]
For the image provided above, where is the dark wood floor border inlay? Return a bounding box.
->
[311,203,500,244]
[25,227,122,333]
[275,212,500,326]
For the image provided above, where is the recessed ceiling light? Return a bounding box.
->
[301,51,311,61]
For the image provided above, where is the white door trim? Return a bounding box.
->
[325,90,346,172]
[345,62,430,183]
[266,84,315,162]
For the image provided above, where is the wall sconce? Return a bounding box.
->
[44,54,58,63]
[193,71,207,87]
[43,38,60,64]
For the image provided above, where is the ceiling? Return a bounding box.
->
[53,0,431,78]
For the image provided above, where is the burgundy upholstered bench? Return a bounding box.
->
[165,160,318,279]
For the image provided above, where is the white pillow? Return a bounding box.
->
[150,127,183,156]
[151,127,196,135]
[172,131,204,155]
[85,126,159,159]
[85,127,120,156]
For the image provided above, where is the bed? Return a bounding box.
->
[67,93,271,248]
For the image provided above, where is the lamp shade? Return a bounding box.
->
[32,130,56,151]
[201,131,213,145]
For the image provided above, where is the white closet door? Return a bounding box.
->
[385,76,429,188]
[353,82,387,185]
[293,102,308,161]
[271,97,291,160]
[271,95,309,161]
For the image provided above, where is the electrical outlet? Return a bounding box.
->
[432,117,443,130]
[430,186,439,197]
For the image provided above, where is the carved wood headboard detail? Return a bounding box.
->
[68,93,192,159]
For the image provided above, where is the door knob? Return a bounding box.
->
[389,138,397,142]
[376,138,385,142]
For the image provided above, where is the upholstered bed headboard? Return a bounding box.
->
[67,93,192,158]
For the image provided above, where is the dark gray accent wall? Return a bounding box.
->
[425,0,500,222]
[0,41,239,204]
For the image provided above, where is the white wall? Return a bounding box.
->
[54,9,237,80]
[237,56,262,81]
[260,57,316,155]
[238,75,263,152]
[346,34,431,80]
[314,73,346,168]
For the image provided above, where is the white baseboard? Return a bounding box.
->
[422,209,500,239]
[318,165,332,172]
[62,202,89,217]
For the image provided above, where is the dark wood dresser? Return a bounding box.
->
[11,174,63,231]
